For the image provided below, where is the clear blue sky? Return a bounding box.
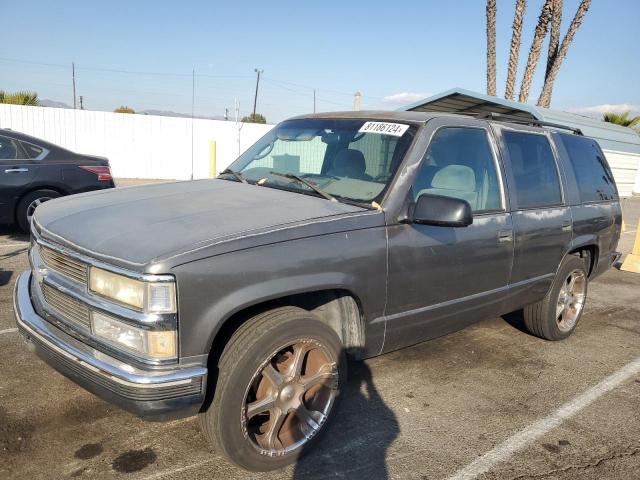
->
[1,0,638,122]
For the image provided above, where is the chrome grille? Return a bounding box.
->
[39,245,88,284]
[42,284,91,329]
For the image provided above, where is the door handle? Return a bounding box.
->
[4,168,28,173]
[561,221,572,232]
[498,229,513,243]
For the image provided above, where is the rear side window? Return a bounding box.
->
[503,131,562,208]
[557,134,617,202]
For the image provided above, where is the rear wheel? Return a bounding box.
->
[16,189,61,232]
[199,306,346,471]
[523,255,588,340]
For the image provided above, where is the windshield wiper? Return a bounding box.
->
[269,171,336,202]
[219,168,247,183]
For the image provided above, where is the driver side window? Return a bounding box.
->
[412,127,503,213]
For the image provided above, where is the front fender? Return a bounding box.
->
[173,227,388,360]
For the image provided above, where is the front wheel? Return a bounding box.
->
[523,254,589,340]
[199,306,346,471]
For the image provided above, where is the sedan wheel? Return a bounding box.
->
[26,196,53,225]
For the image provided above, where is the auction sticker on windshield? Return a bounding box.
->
[358,121,410,137]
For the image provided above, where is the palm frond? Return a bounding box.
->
[0,90,39,106]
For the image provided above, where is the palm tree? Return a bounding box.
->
[518,0,553,103]
[486,0,497,96]
[0,90,39,106]
[545,0,563,80]
[505,0,527,100]
[537,0,591,107]
[602,111,640,130]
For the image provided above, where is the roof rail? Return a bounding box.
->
[476,112,583,135]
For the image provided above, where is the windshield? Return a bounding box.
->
[226,118,417,204]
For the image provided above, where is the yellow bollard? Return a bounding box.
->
[209,141,216,178]
[620,219,640,273]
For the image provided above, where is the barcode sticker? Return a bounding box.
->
[358,121,410,137]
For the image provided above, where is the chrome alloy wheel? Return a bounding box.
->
[556,269,586,332]
[26,196,52,225]
[242,339,339,456]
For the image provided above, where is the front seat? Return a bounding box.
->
[328,149,371,180]
[419,164,478,209]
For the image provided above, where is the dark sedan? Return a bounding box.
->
[0,128,115,231]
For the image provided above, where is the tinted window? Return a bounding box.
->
[0,135,20,160]
[20,142,44,159]
[503,131,562,208]
[412,127,502,212]
[557,134,617,202]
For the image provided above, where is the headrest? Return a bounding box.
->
[431,165,476,191]
[331,149,366,177]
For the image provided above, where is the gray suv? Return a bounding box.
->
[14,111,622,471]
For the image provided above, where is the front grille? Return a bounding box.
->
[42,284,91,329]
[39,245,88,285]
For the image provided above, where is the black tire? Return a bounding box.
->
[523,255,589,340]
[16,189,61,232]
[199,306,347,471]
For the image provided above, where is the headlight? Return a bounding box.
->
[89,267,176,313]
[92,311,177,360]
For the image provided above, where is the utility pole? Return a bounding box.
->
[252,68,263,117]
[190,69,195,181]
[313,89,316,113]
[79,95,84,110]
[353,91,361,111]
[72,62,77,109]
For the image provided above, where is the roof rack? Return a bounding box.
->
[476,112,583,135]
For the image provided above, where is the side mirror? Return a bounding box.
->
[409,193,473,227]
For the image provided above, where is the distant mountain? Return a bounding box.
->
[139,109,228,121]
[40,99,72,109]
[34,101,228,121]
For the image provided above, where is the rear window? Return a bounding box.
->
[557,134,617,202]
[503,131,562,209]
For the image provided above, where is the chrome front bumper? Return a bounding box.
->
[14,271,207,420]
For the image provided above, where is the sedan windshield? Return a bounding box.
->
[225,118,417,204]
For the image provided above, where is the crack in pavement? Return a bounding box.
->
[506,445,640,479]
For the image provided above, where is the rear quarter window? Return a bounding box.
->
[556,134,618,203]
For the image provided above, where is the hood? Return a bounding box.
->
[34,179,368,270]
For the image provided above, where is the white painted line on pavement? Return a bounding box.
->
[0,328,18,335]
[621,229,637,235]
[448,356,640,480]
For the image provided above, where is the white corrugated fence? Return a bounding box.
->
[0,104,273,180]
